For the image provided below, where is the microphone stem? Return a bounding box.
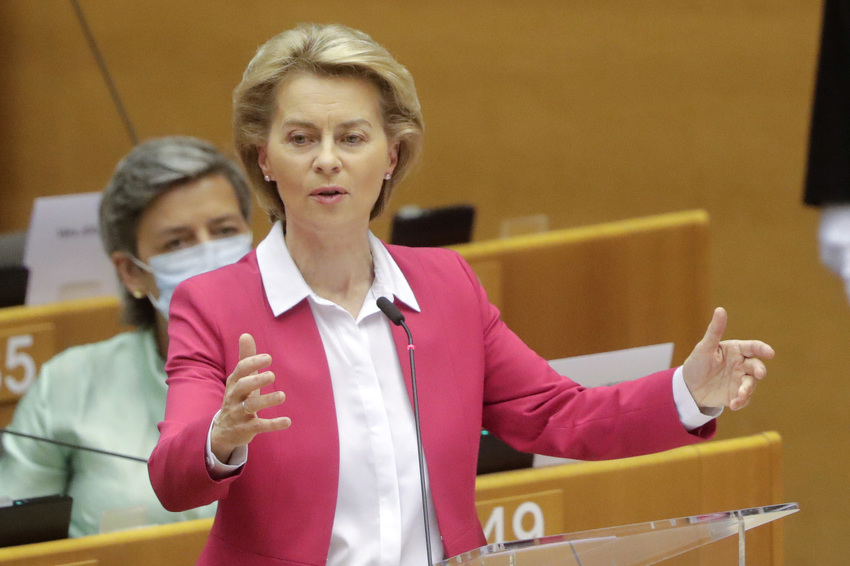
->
[0,428,148,463]
[401,320,434,566]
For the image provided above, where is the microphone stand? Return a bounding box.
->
[0,427,148,464]
[377,297,434,566]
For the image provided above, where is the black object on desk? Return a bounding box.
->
[0,494,73,547]
[476,430,534,475]
[0,265,28,308]
[390,205,475,248]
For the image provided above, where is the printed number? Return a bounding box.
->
[483,502,545,543]
[513,501,545,539]
[482,506,505,543]
[4,334,36,395]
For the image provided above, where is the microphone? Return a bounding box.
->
[0,427,148,464]
[377,296,406,326]
[376,297,433,566]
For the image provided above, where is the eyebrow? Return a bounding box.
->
[153,214,244,237]
[283,118,373,130]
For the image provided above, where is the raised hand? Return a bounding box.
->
[210,333,291,463]
[682,307,776,411]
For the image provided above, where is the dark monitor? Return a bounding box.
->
[390,205,475,248]
[476,430,534,475]
[0,265,28,308]
[0,494,73,547]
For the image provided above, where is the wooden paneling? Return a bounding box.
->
[0,433,786,565]
[454,210,709,365]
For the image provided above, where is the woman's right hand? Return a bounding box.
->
[210,333,291,463]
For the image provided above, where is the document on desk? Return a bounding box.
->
[534,343,674,468]
[23,192,119,305]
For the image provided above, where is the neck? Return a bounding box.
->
[285,226,375,317]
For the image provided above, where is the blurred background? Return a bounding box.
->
[0,1,840,563]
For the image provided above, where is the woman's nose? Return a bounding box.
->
[314,139,342,175]
[196,229,215,245]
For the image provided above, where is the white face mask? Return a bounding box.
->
[132,233,252,319]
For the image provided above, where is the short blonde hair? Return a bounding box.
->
[233,23,425,225]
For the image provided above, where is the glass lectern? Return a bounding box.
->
[438,502,798,566]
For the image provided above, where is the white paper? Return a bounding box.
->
[533,343,675,468]
[547,343,674,388]
[23,192,119,305]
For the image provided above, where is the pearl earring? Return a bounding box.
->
[132,290,144,299]
[264,175,271,182]
[384,173,392,181]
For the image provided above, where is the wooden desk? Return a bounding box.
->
[453,209,709,364]
[0,432,785,565]
[474,431,785,565]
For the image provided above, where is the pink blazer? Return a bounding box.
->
[148,244,714,566]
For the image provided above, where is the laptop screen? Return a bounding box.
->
[0,494,72,547]
[0,265,28,308]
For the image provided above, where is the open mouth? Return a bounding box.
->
[312,187,347,197]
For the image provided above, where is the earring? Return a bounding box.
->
[384,173,392,181]
[264,175,272,182]
[132,290,144,299]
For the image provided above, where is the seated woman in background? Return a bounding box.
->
[0,136,253,537]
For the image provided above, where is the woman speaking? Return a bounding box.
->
[148,23,774,566]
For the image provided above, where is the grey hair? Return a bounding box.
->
[99,136,252,328]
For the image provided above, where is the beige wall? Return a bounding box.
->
[1,1,838,563]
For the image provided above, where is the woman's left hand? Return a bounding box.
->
[682,307,775,411]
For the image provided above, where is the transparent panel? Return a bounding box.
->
[438,502,798,566]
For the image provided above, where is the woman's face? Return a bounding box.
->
[257,73,398,237]
[114,173,250,299]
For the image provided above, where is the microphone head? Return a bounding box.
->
[376,296,405,326]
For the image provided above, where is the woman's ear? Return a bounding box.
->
[257,145,271,179]
[111,251,151,298]
[386,140,400,177]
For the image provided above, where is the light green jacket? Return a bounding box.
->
[0,329,215,537]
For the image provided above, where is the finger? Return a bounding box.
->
[223,371,274,417]
[729,396,750,411]
[226,333,271,388]
[231,371,276,399]
[699,307,728,350]
[239,333,257,362]
[736,340,776,361]
[741,358,768,380]
[246,390,286,414]
[730,376,757,410]
[252,416,293,433]
[210,414,291,463]
[738,374,757,397]
[226,355,273,388]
